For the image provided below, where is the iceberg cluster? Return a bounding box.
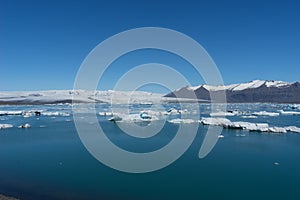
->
[105,107,191,123]
[201,117,300,134]
[209,109,300,118]
[110,112,160,123]
[0,110,68,117]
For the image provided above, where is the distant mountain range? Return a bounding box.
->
[0,80,299,105]
[164,80,300,103]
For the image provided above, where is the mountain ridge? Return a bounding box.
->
[165,80,300,103]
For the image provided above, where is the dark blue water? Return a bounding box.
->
[0,104,300,199]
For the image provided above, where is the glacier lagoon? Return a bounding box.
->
[1,103,300,199]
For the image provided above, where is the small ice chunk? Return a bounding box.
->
[99,112,113,116]
[23,112,33,118]
[0,124,13,129]
[167,108,180,115]
[108,115,122,122]
[18,123,31,128]
[274,162,280,166]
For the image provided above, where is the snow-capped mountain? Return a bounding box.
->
[165,80,300,103]
[1,80,299,104]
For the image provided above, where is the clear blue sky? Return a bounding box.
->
[1,0,300,92]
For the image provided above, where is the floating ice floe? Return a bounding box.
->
[168,118,196,124]
[209,112,236,117]
[200,117,300,134]
[140,111,152,120]
[252,111,280,117]
[0,110,23,116]
[236,133,247,137]
[125,113,159,122]
[139,101,153,105]
[108,115,123,122]
[107,110,165,123]
[0,124,13,129]
[99,112,113,116]
[23,112,33,118]
[201,117,232,127]
[231,121,269,131]
[167,108,180,115]
[278,110,300,115]
[285,126,300,133]
[22,111,42,118]
[167,108,188,115]
[210,110,244,117]
[289,104,300,110]
[241,115,257,119]
[42,111,70,117]
[18,123,31,128]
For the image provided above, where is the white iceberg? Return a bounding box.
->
[285,126,300,133]
[252,111,280,117]
[0,124,13,129]
[18,123,31,128]
[108,115,123,122]
[42,111,70,117]
[108,111,160,123]
[279,110,300,115]
[267,127,287,133]
[201,117,232,127]
[0,110,23,116]
[167,108,180,115]
[209,112,236,117]
[200,117,300,134]
[241,115,257,119]
[168,118,196,124]
[99,112,113,116]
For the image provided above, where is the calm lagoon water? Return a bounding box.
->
[0,103,300,199]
